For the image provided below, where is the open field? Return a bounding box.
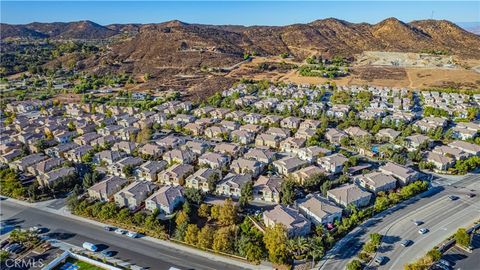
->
[229,54,480,90]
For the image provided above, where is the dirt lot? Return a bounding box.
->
[229,54,480,90]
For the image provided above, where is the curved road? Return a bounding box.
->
[1,201,254,270]
[316,174,480,270]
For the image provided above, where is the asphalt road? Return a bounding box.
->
[1,202,249,270]
[317,174,480,270]
[442,233,480,270]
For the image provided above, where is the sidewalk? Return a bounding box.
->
[2,196,273,270]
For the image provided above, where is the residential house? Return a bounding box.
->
[405,134,431,150]
[204,126,229,140]
[183,141,210,155]
[214,143,243,158]
[163,149,196,165]
[327,184,372,208]
[263,205,311,237]
[93,150,126,165]
[356,172,397,194]
[114,181,158,210]
[297,146,331,163]
[255,133,279,149]
[318,154,348,174]
[426,152,455,171]
[291,165,326,185]
[280,137,306,154]
[64,145,93,163]
[376,128,401,142]
[88,176,129,202]
[37,167,76,187]
[136,160,168,181]
[230,158,265,177]
[244,148,276,164]
[449,140,480,156]
[272,156,308,176]
[344,126,370,138]
[253,175,282,203]
[379,162,419,186]
[185,168,221,192]
[145,185,185,215]
[231,130,255,145]
[112,141,137,154]
[325,128,348,145]
[297,194,343,225]
[198,152,230,169]
[138,143,164,159]
[109,157,144,177]
[280,117,302,130]
[216,173,252,198]
[159,164,195,186]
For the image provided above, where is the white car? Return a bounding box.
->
[126,231,138,238]
[115,228,127,235]
[418,228,429,234]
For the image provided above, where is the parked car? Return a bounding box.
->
[104,226,115,231]
[101,250,115,257]
[82,242,98,252]
[438,259,452,267]
[126,231,138,238]
[400,239,413,247]
[0,240,10,249]
[418,228,429,234]
[115,228,127,235]
[467,193,475,198]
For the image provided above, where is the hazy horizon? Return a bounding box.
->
[1,1,479,26]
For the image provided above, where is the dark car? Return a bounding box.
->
[448,195,459,201]
[467,193,476,198]
[101,250,115,257]
[400,239,413,247]
[104,226,115,231]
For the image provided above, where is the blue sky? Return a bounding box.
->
[1,1,479,25]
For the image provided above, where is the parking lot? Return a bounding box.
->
[441,233,480,270]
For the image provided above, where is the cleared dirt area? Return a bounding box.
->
[229,54,480,90]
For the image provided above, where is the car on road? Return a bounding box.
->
[448,195,459,201]
[104,226,115,231]
[374,256,387,266]
[418,228,429,234]
[400,239,413,247]
[467,193,475,198]
[413,220,423,226]
[114,228,127,235]
[126,231,138,238]
[101,250,115,257]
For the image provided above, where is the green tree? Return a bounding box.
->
[346,259,362,270]
[218,198,237,226]
[263,224,288,264]
[175,210,189,226]
[212,226,236,253]
[184,224,200,245]
[281,179,296,205]
[198,203,210,219]
[197,225,215,249]
[239,181,253,206]
[454,228,470,248]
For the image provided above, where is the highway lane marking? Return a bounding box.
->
[388,205,480,270]
[371,201,477,269]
